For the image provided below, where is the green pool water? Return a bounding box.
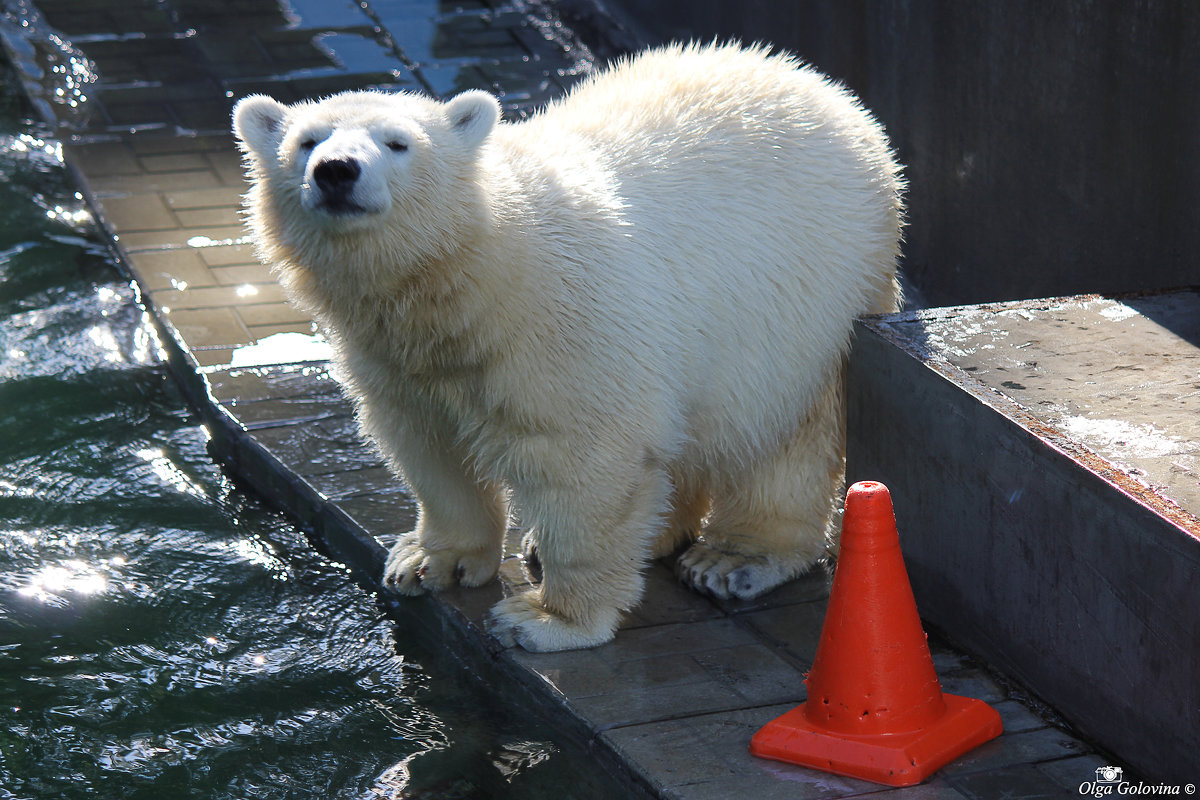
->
[0,67,621,800]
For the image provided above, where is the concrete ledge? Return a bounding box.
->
[848,295,1200,783]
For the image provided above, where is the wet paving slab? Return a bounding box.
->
[0,1,1148,796]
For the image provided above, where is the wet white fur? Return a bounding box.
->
[233,42,904,652]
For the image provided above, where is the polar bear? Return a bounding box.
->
[233,42,904,652]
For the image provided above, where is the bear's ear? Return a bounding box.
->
[445,90,500,149]
[233,95,288,158]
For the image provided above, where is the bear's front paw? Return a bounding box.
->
[674,539,800,601]
[381,532,500,595]
[485,592,619,652]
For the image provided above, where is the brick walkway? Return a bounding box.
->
[1,1,1116,796]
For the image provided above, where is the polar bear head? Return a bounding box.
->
[233,89,501,245]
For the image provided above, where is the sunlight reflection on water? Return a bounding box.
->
[18,559,110,603]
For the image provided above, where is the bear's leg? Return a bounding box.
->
[521,477,700,571]
[652,479,708,559]
[676,374,845,600]
[381,439,508,595]
[487,463,672,652]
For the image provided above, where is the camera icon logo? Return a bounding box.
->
[1095,766,1124,784]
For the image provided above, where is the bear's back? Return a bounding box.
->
[520,43,894,186]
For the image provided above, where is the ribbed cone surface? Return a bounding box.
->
[803,481,946,735]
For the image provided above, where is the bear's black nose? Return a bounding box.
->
[313,157,361,198]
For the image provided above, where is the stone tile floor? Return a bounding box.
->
[0,0,1125,796]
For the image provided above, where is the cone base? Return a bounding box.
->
[749,693,1003,787]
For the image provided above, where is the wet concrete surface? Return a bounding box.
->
[0,0,1152,795]
[895,292,1200,518]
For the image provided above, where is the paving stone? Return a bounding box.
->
[244,320,322,341]
[97,82,228,133]
[97,193,179,231]
[274,0,376,30]
[205,149,246,185]
[335,490,418,538]
[137,151,212,173]
[496,552,534,587]
[510,616,781,717]
[302,466,407,501]
[928,639,970,674]
[124,248,219,291]
[594,617,761,663]
[690,643,806,706]
[367,0,497,18]
[161,306,252,347]
[473,59,571,103]
[425,10,530,64]
[572,676,751,730]
[235,300,314,326]
[153,283,287,311]
[952,764,1084,800]
[379,14,445,64]
[739,601,829,667]
[117,225,245,251]
[174,99,238,134]
[63,141,142,176]
[937,669,1007,705]
[251,414,380,476]
[938,727,1091,777]
[96,82,219,109]
[211,264,273,286]
[77,37,203,85]
[224,72,420,104]
[87,169,226,197]
[36,0,175,36]
[989,699,1050,735]
[673,776,968,800]
[163,186,244,210]
[223,396,346,430]
[191,346,238,368]
[601,704,876,798]
[434,569,511,629]
[174,0,289,30]
[205,363,340,404]
[123,134,234,156]
[510,640,714,702]
[1034,754,1113,791]
[200,28,399,83]
[175,205,241,228]
[200,242,261,267]
[621,563,724,629]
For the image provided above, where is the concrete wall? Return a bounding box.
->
[847,316,1200,783]
[599,0,1200,307]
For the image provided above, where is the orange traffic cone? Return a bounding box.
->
[750,480,1002,786]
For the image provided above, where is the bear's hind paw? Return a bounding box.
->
[675,540,808,601]
[486,592,619,652]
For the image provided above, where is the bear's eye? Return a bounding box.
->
[386,141,408,153]
[300,138,317,151]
